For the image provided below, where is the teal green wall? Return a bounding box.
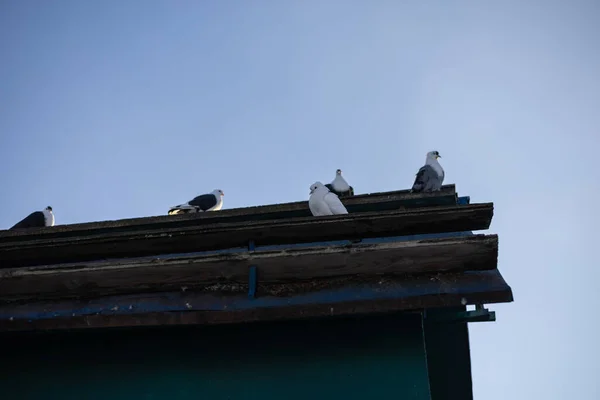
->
[1,313,431,400]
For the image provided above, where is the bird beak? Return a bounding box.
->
[436,155,441,159]
[309,189,314,194]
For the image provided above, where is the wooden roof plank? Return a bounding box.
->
[0,185,457,241]
[0,234,498,302]
[0,269,513,333]
[0,202,493,268]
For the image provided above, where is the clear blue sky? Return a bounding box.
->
[1,1,598,398]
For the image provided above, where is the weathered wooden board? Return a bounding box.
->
[0,202,493,268]
[0,235,498,301]
[0,269,513,333]
[0,185,457,241]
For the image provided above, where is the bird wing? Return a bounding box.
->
[324,192,348,214]
[9,211,45,230]
[326,183,354,197]
[324,184,343,197]
[188,194,217,211]
[309,194,332,216]
[412,165,441,191]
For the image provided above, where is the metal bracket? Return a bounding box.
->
[425,304,496,324]
[459,304,496,323]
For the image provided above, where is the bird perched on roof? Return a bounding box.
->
[308,182,348,216]
[411,150,445,192]
[325,169,354,198]
[168,189,224,215]
[9,206,55,230]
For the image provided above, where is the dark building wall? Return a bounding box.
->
[1,313,432,400]
[424,307,474,400]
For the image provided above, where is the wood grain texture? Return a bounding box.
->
[0,235,498,301]
[0,269,513,333]
[0,202,493,268]
[0,185,457,241]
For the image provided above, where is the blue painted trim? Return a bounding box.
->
[248,266,257,299]
[0,270,509,321]
[457,196,471,205]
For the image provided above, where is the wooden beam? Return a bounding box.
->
[0,185,456,242]
[0,269,513,333]
[0,235,498,301]
[0,202,493,268]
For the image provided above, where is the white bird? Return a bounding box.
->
[308,182,348,216]
[9,206,55,230]
[325,169,355,198]
[168,189,224,215]
[411,150,445,192]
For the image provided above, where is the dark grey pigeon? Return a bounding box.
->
[10,206,55,230]
[168,189,224,215]
[411,151,445,192]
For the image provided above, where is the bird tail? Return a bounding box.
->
[168,204,197,215]
[168,208,183,215]
[411,184,423,193]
